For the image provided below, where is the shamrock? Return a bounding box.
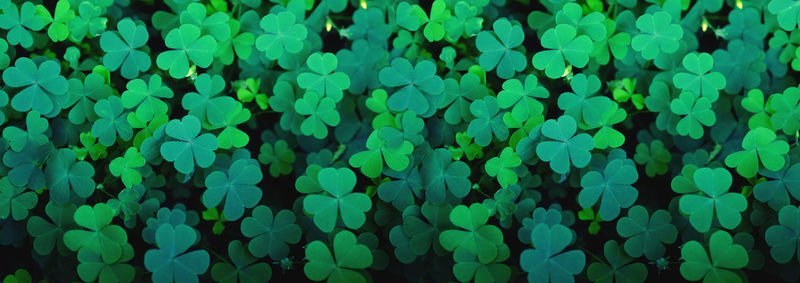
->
[579,159,638,221]
[121,74,174,123]
[108,147,145,189]
[476,18,527,79]
[304,230,373,283]
[557,73,612,126]
[421,148,471,204]
[724,127,790,178]
[769,0,800,31]
[0,2,44,48]
[26,202,76,256]
[754,163,800,210]
[241,205,301,260]
[616,205,677,260]
[349,127,414,178]
[3,141,51,190]
[156,24,218,78]
[65,73,112,125]
[439,203,505,264]
[680,231,748,282]
[294,91,341,139]
[42,0,74,42]
[769,85,800,135]
[633,140,671,177]
[348,8,392,46]
[395,2,428,31]
[160,115,219,174]
[536,115,595,174]
[485,147,522,188]
[379,58,444,117]
[297,52,350,102]
[45,148,95,203]
[179,3,231,41]
[711,40,765,94]
[670,92,716,139]
[182,73,237,126]
[679,167,747,232]
[672,52,726,102]
[440,72,489,125]
[533,24,593,78]
[378,165,423,210]
[3,57,68,115]
[144,224,210,283]
[336,40,388,94]
[467,96,508,147]
[63,203,128,264]
[443,1,483,41]
[67,1,107,41]
[256,11,307,60]
[3,110,48,151]
[100,18,151,79]
[0,177,37,221]
[257,140,296,177]
[586,241,648,283]
[497,74,549,123]
[302,167,372,232]
[555,3,607,41]
[631,11,683,60]
[588,102,627,149]
[589,19,630,65]
[203,159,263,221]
[92,96,133,147]
[764,205,800,264]
[520,223,586,283]
[422,0,451,42]
[211,240,272,282]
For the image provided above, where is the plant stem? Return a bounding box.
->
[199,243,230,265]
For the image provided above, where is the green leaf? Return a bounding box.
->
[533,24,593,78]
[631,11,682,60]
[294,91,340,139]
[257,140,296,177]
[485,147,521,188]
[769,0,800,31]
[304,230,373,283]
[467,96,508,146]
[121,74,174,123]
[672,52,726,102]
[616,205,677,260]
[100,17,151,79]
[211,240,272,283]
[680,230,748,283]
[579,159,638,221]
[92,96,132,147]
[679,167,747,232]
[156,24,218,78]
[724,127,790,178]
[160,115,219,174]
[144,224,210,283]
[3,57,68,115]
[63,203,128,264]
[536,115,594,174]
[45,148,95,203]
[633,141,671,177]
[297,52,350,102]
[0,2,45,48]
[765,205,800,264]
[379,58,444,117]
[255,11,307,60]
[0,177,38,221]
[439,203,505,264]
[670,92,716,139]
[497,74,548,122]
[303,167,372,232]
[241,205,301,260]
[203,159,262,221]
[769,85,800,135]
[520,223,586,283]
[476,18,527,79]
[349,127,414,178]
[586,240,647,283]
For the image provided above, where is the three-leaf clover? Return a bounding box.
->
[240,205,301,260]
[156,24,218,78]
[579,159,639,221]
[533,24,593,78]
[45,148,96,203]
[294,91,341,139]
[92,96,133,147]
[616,205,677,260]
[633,140,671,177]
[679,167,747,232]
[631,11,683,60]
[144,224,210,283]
[769,0,800,31]
[63,203,128,264]
[182,73,236,126]
[2,57,68,115]
[467,96,508,147]
[476,18,527,79]
[211,240,272,283]
[680,230,748,282]
[257,140,296,177]
[765,205,800,263]
[586,240,648,283]
[297,52,350,102]
[349,127,414,178]
[520,223,586,283]
[304,230,373,283]
[256,11,307,60]
[770,85,800,135]
[302,167,372,232]
[379,58,444,117]
[0,177,38,221]
[160,115,219,174]
[497,74,549,123]
[670,92,716,139]
[439,203,505,264]
[485,147,522,188]
[109,147,145,188]
[0,2,45,48]
[724,127,790,178]
[536,115,595,174]
[203,159,262,221]
[121,74,174,123]
[673,52,726,101]
[421,148,471,204]
[100,18,151,79]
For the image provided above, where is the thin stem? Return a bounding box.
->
[575,243,606,265]
[199,243,230,265]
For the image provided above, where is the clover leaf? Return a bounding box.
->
[769,0,800,31]
[673,52,726,102]
[520,223,585,283]
[0,2,44,48]
[533,24,593,78]
[467,96,508,147]
[63,203,128,264]
[497,74,548,123]
[680,230,748,282]
[631,11,683,60]
[303,167,372,232]
[240,205,301,260]
[26,202,76,256]
[65,72,112,125]
[3,57,68,116]
[203,159,262,221]
[0,177,37,221]
[440,73,489,125]
[67,1,107,41]
[349,127,414,178]
[754,162,800,210]
[100,18,151,79]
[296,52,350,102]
[439,203,505,264]
[557,73,611,126]
[379,58,444,117]
[679,167,747,232]
[712,40,765,94]
[422,0,451,42]
[586,240,648,283]
[256,11,307,60]
[724,127,790,178]
[536,115,594,174]
[156,24,218,78]
[616,205,677,260]
[443,1,483,41]
[144,224,210,283]
[3,141,51,190]
[770,85,800,135]
[420,148,470,204]
[764,205,800,264]
[304,230,373,283]
[182,73,236,126]
[179,3,231,41]
[45,148,95,203]
[485,147,521,188]
[121,74,174,123]
[43,0,74,42]
[92,96,133,147]
[670,92,716,139]
[294,91,340,139]
[579,159,638,221]
[476,18,526,79]
[3,110,47,151]
[211,240,272,283]
[633,140,671,177]
[160,115,219,174]
[257,140,296,177]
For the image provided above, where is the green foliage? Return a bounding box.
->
[160,115,219,174]
[476,18,526,79]
[579,159,638,221]
[144,224,210,283]
[679,167,747,232]
[520,223,585,283]
[724,127,790,178]
[680,230,748,282]
[303,167,371,232]
[536,115,594,174]
[304,230,373,283]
